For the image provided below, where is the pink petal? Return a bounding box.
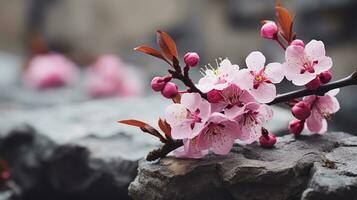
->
[326,89,339,97]
[246,51,266,71]
[317,119,328,134]
[171,124,193,139]
[165,104,187,126]
[306,108,324,133]
[240,90,256,104]
[318,95,340,114]
[240,123,261,144]
[249,83,276,103]
[257,104,274,123]
[174,139,208,159]
[314,57,333,74]
[197,100,212,122]
[233,69,254,90]
[283,62,301,81]
[211,134,235,155]
[291,73,316,86]
[220,59,240,82]
[285,45,305,67]
[305,40,326,60]
[181,93,202,112]
[265,62,284,83]
[224,105,245,119]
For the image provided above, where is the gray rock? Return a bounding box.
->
[301,136,357,200]
[129,132,357,200]
[0,124,140,199]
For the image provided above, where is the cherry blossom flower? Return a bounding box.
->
[283,40,333,86]
[173,138,208,159]
[86,55,142,98]
[302,89,340,134]
[236,51,284,103]
[208,84,255,113]
[24,53,77,89]
[165,93,211,139]
[226,102,273,144]
[196,113,241,155]
[196,58,240,93]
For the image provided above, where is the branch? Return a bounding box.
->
[146,70,357,161]
[146,139,183,161]
[169,68,207,100]
[268,70,357,105]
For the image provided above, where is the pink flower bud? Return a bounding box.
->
[260,21,278,39]
[288,119,304,136]
[319,70,332,84]
[207,89,223,103]
[184,52,200,67]
[305,77,321,90]
[151,77,166,92]
[259,133,277,148]
[161,82,178,98]
[291,39,305,47]
[291,101,311,120]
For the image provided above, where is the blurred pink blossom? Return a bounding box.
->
[24,53,77,89]
[86,55,142,98]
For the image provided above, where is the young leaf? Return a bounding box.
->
[156,30,178,61]
[134,45,167,59]
[158,118,171,138]
[118,119,167,143]
[275,4,294,42]
[118,119,148,128]
[172,93,181,103]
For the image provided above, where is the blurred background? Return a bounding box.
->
[0,0,355,131]
[0,0,356,199]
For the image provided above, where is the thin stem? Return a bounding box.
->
[268,70,357,105]
[146,70,357,161]
[169,69,207,99]
[273,34,287,50]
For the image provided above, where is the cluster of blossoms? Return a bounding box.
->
[119,3,354,161]
[24,53,142,98]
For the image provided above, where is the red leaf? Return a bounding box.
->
[118,119,167,143]
[156,30,178,61]
[275,5,294,43]
[172,93,181,103]
[158,118,171,138]
[118,119,148,128]
[134,46,170,62]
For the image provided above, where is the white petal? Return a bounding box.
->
[246,51,266,71]
[265,62,284,83]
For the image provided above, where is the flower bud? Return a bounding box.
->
[305,77,321,90]
[288,119,304,136]
[319,70,332,84]
[291,39,305,47]
[259,133,277,148]
[151,77,166,92]
[260,21,278,39]
[161,82,178,98]
[184,52,200,67]
[207,89,223,103]
[291,101,311,120]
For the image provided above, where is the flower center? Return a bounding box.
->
[206,122,225,136]
[300,60,318,74]
[186,109,202,129]
[251,69,271,89]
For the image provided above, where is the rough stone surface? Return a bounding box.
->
[0,124,140,200]
[129,132,357,200]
